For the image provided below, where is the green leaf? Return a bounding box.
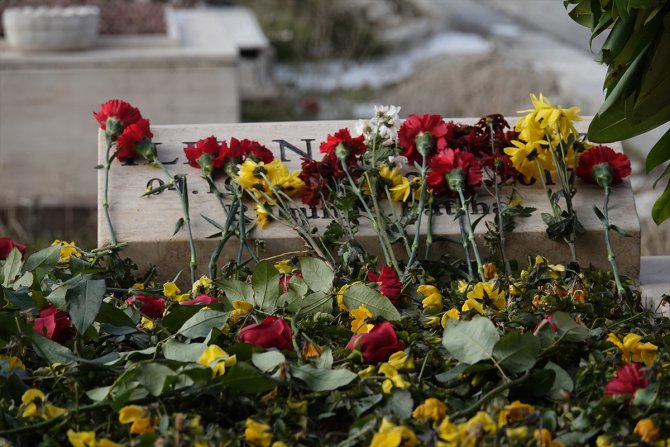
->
[4,289,34,310]
[382,389,414,420]
[86,386,112,402]
[545,361,574,401]
[66,279,106,334]
[177,310,229,339]
[220,362,276,394]
[442,318,500,364]
[492,331,541,373]
[218,278,254,304]
[161,305,201,332]
[2,249,23,287]
[252,351,286,373]
[645,123,670,173]
[46,285,68,309]
[134,362,176,396]
[162,340,206,363]
[30,332,76,364]
[342,283,400,322]
[22,245,60,275]
[592,204,607,225]
[290,365,357,391]
[97,302,137,328]
[252,261,280,312]
[287,275,309,297]
[296,291,332,316]
[173,217,185,236]
[13,272,33,289]
[530,369,557,397]
[652,180,670,224]
[299,257,334,293]
[551,311,590,342]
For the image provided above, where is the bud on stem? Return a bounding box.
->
[415,132,435,157]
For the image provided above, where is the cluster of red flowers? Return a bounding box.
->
[184,136,273,176]
[398,113,518,194]
[94,99,153,162]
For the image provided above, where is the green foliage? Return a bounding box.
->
[564,0,670,222]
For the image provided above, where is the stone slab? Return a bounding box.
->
[98,119,641,281]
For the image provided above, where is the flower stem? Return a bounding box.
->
[156,159,197,284]
[407,154,428,268]
[603,185,625,297]
[535,158,560,218]
[549,143,578,262]
[489,123,512,276]
[425,194,434,258]
[458,215,474,279]
[341,159,395,272]
[364,172,399,272]
[383,185,411,256]
[103,142,118,246]
[457,188,485,281]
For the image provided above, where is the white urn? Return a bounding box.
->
[2,6,100,51]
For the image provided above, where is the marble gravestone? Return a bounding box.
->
[98,119,641,281]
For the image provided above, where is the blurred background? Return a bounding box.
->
[0,0,667,255]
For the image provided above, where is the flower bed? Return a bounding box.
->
[1,97,668,446]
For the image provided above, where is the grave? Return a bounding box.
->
[98,119,641,282]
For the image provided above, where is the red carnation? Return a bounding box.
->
[0,237,26,260]
[347,321,404,364]
[184,136,221,170]
[368,265,401,304]
[239,315,293,351]
[33,305,74,344]
[94,99,142,142]
[427,148,482,194]
[604,363,648,398]
[212,138,274,176]
[577,145,631,187]
[299,153,351,206]
[320,128,366,160]
[181,294,219,306]
[126,294,165,320]
[398,114,449,163]
[116,118,154,162]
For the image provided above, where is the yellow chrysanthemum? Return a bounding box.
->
[192,275,213,295]
[466,281,506,312]
[522,93,582,142]
[534,428,566,447]
[504,139,553,181]
[441,309,461,328]
[1,355,24,370]
[350,305,374,334]
[370,418,417,447]
[358,365,376,378]
[197,344,236,377]
[498,400,535,427]
[607,333,658,367]
[119,405,155,434]
[21,389,66,420]
[634,419,661,443]
[51,240,81,262]
[437,416,463,447]
[67,429,96,447]
[412,398,446,423]
[387,351,415,372]
[378,165,404,187]
[379,363,411,393]
[389,176,421,202]
[417,284,443,310]
[245,418,273,447]
[274,260,293,274]
[256,205,270,230]
[274,171,305,197]
[163,281,190,303]
[230,300,254,324]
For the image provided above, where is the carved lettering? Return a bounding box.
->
[273,139,315,162]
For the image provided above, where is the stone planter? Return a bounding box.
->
[2,6,100,51]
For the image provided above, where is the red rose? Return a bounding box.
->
[116,118,154,162]
[604,363,648,398]
[181,294,218,306]
[184,136,221,170]
[94,99,142,142]
[319,129,366,159]
[33,305,74,344]
[347,321,404,364]
[368,265,401,304]
[577,145,631,186]
[0,237,26,260]
[239,315,293,351]
[126,294,165,319]
[398,114,449,163]
[427,148,482,194]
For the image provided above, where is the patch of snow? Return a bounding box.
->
[275,31,492,92]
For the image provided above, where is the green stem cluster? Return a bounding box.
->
[457,188,485,281]
[407,154,428,269]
